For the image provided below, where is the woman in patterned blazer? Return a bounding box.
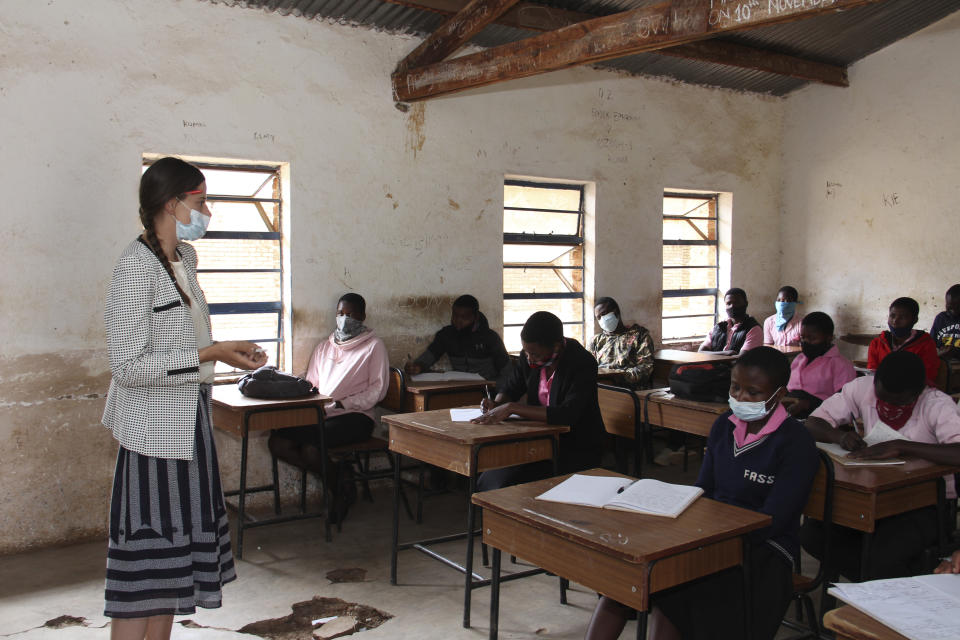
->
[102,157,266,640]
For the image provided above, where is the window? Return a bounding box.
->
[662,192,719,342]
[503,179,585,353]
[142,158,286,377]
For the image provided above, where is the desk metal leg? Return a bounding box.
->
[489,548,501,640]
[742,540,753,640]
[860,532,874,582]
[636,611,647,640]
[237,418,250,559]
[464,462,479,628]
[391,452,402,586]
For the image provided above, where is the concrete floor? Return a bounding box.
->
[0,451,819,640]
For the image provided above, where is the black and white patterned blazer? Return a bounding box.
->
[102,237,212,460]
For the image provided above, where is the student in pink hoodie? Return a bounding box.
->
[268,293,389,521]
[784,312,856,418]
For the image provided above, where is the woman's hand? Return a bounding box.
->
[471,402,513,425]
[934,550,960,574]
[838,430,866,452]
[783,397,809,417]
[204,341,267,370]
[847,440,902,460]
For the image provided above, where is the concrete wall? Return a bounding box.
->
[0,0,784,554]
[779,11,960,350]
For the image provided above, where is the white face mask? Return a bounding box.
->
[174,201,211,241]
[598,312,619,333]
[728,387,782,422]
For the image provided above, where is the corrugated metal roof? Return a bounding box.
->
[203,0,960,96]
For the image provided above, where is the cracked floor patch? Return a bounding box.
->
[43,615,88,629]
[238,596,391,640]
[324,568,366,583]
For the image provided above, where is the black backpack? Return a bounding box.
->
[237,366,317,399]
[668,361,733,403]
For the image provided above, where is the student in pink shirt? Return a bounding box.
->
[801,351,960,580]
[763,285,803,346]
[784,312,856,418]
[268,293,389,523]
[699,287,763,353]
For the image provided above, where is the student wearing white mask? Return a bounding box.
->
[589,297,654,389]
[268,293,388,524]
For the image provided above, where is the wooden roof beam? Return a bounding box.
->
[392,0,882,101]
[395,0,522,72]
[384,0,847,87]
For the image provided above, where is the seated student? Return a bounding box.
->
[585,347,819,640]
[930,284,960,359]
[763,285,803,346]
[699,287,763,354]
[406,294,509,381]
[268,293,388,522]
[801,351,960,580]
[472,311,604,490]
[867,296,939,386]
[590,296,655,389]
[784,312,856,419]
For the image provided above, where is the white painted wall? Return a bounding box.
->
[0,0,784,553]
[779,10,960,352]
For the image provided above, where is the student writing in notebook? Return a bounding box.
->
[590,296,654,389]
[801,351,960,579]
[699,287,763,354]
[763,285,803,347]
[471,311,604,490]
[867,296,939,386]
[405,294,509,381]
[585,347,819,640]
[783,312,856,419]
[935,550,960,574]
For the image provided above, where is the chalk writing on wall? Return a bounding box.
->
[881,193,900,207]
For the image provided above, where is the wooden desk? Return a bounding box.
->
[474,469,771,640]
[403,379,495,412]
[384,408,569,628]
[639,388,728,438]
[652,349,737,385]
[211,385,331,557]
[771,344,802,359]
[597,367,623,381]
[824,605,909,640]
[804,457,957,581]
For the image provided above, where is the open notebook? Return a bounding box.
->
[816,420,909,466]
[535,474,703,518]
[829,574,960,640]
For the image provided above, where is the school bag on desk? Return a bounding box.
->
[668,362,733,403]
[237,366,317,399]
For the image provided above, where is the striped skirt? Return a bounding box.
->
[105,384,236,618]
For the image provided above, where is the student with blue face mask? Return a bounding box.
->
[763,285,803,347]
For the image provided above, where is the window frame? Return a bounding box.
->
[142,158,286,377]
[503,179,586,350]
[661,191,720,343]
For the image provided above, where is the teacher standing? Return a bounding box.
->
[102,157,266,640]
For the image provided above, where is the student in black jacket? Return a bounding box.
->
[472,311,604,490]
[406,294,510,381]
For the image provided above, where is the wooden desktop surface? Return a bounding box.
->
[638,388,728,438]
[473,468,770,611]
[805,457,958,533]
[210,385,331,435]
[401,379,494,412]
[823,605,909,640]
[383,407,568,476]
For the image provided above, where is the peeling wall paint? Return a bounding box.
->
[0,0,785,554]
[779,11,960,341]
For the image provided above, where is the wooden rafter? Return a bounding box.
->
[393,0,883,102]
[396,0,522,72]
[384,0,848,88]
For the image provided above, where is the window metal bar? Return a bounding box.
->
[662,265,716,269]
[662,239,717,246]
[197,268,282,273]
[503,233,583,245]
[663,215,716,221]
[663,192,720,201]
[208,301,282,314]
[504,179,582,191]
[504,321,583,327]
[503,264,583,270]
[206,195,282,204]
[663,288,718,298]
[662,314,718,320]
[505,206,581,215]
[144,159,281,173]
[504,292,583,300]
[203,231,281,240]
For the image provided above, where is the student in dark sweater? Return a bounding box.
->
[930,284,960,359]
[585,347,819,640]
[472,311,604,491]
[699,287,763,354]
[407,294,510,381]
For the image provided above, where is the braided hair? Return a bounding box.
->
[139,157,205,306]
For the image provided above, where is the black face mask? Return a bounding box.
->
[800,340,831,361]
[726,305,747,321]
